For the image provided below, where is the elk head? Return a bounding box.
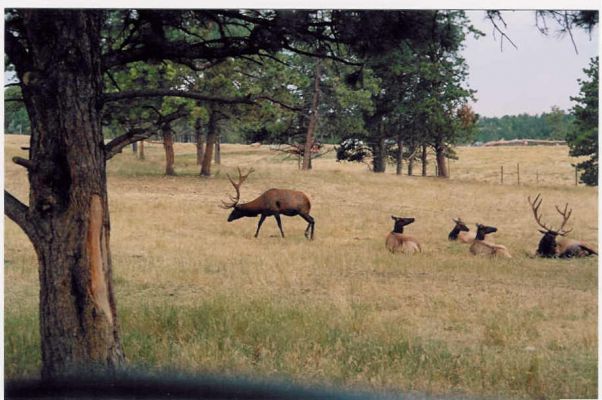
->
[391,216,415,233]
[527,193,573,257]
[475,223,497,240]
[449,217,470,240]
[220,167,255,222]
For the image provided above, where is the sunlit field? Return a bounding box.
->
[5,135,598,399]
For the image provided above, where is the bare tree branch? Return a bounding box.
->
[105,128,151,160]
[103,89,255,105]
[4,190,38,241]
[12,156,36,170]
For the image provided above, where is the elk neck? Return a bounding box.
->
[536,232,558,257]
[448,226,462,240]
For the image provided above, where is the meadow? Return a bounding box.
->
[4,135,598,399]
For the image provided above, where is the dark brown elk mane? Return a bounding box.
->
[528,193,597,258]
[221,168,315,239]
[385,216,421,254]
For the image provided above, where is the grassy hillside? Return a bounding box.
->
[4,135,598,399]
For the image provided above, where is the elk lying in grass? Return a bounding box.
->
[469,224,512,258]
[221,168,315,239]
[528,194,597,258]
[448,218,477,243]
[386,216,422,254]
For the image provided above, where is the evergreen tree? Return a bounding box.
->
[567,57,598,186]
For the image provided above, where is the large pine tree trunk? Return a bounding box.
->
[162,124,176,176]
[395,134,403,175]
[195,118,205,166]
[9,10,124,379]
[302,60,321,171]
[200,111,217,176]
[435,143,449,178]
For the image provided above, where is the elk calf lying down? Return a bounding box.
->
[221,168,315,239]
[386,216,422,254]
[528,194,597,258]
[448,218,477,243]
[469,224,512,258]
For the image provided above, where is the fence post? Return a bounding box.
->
[517,163,520,185]
[575,165,578,186]
[500,166,504,184]
[536,170,539,184]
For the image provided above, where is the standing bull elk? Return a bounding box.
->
[528,194,597,258]
[221,168,315,239]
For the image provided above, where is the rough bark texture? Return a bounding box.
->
[8,10,125,379]
[195,118,204,166]
[131,142,137,153]
[421,145,428,176]
[302,60,321,171]
[162,124,176,176]
[200,111,217,176]
[372,135,386,173]
[395,135,403,175]
[435,144,448,178]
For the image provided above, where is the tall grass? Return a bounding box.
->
[4,136,597,399]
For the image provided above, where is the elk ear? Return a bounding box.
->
[391,215,398,221]
[538,229,548,234]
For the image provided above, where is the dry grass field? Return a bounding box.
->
[4,134,598,399]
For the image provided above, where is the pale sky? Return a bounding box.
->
[461,10,599,118]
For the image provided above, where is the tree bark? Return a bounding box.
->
[139,140,145,160]
[214,134,221,165]
[162,124,176,176]
[200,110,217,176]
[302,60,321,170]
[131,141,137,153]
[195,118,205,166]
[435,143,449,178]
[421,145,428,176]
[372,121,386,173]
[395,134,403,176]
[7,10,124,379]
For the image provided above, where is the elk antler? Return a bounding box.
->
[453,217,464,224]
[554,202,573,235]
[220,167,255,209]
[527,193,555,232]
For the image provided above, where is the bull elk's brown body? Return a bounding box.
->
[222,168,315,239]
[469,224,512,258]
[528,194,597,258]
[386,216,421,254]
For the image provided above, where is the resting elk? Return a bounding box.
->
[527,194,597,258]
[469,223,512,258]
[221,168,315,239]
[448,218,477,243]
[385,216,422,254]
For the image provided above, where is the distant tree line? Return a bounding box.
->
[473,107,574,143]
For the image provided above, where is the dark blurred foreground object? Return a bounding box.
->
[5,372,477,399]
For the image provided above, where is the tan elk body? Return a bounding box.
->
[386,216,422,254]
[469,224,512,258]
[221,168,315,239]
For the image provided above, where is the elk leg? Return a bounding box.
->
[255,214,267,238]
[300,214,315,240]
[274,214,285,238]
